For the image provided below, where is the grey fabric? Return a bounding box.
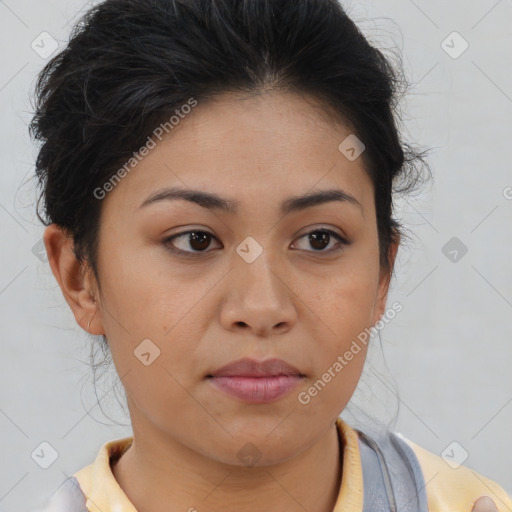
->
[359,432,395,510]
[32,476,88,512]
[357,428,429,512]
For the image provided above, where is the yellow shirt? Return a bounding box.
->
[73,418,512,512]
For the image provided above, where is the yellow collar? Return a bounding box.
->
[73,417,363,512]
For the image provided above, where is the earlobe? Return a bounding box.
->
[43,224,102,334]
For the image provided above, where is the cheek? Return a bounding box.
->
[97,237,198,335]
[308,262,380,338]
[102,306,204,432]
[93,245,197,393]
[298,258,378,393]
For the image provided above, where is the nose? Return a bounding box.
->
[219,247,297,337]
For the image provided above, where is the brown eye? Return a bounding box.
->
[187,231,212,251]
[163,227,348,257]
[308,231,331,251]
[164,230,220,255]
[293,229,347,254]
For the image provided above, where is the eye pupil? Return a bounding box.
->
[309,231,330,250]
[166,228,343,256]
[190,231,211,251]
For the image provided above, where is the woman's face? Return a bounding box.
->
[75,91,397,465]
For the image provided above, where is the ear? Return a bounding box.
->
[371,232,400,327]
[43,224,103,335]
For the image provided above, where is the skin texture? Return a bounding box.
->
[472,496,499,512]
[44,90,399,512]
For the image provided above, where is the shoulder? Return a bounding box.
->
[29,476,88,512]
[29,436,134,512]
[399,434,512,512]
[342,419,512,512]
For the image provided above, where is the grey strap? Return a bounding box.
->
[356,428,429,512]
[389,432,429,511]
[358,430,398,511]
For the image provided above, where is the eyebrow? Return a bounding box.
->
[139,186,363,216]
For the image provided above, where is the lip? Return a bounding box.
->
[208,357,305,378]
[209,375,304,403]
[206,357,306,404]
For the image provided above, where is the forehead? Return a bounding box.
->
[102,90,373,216]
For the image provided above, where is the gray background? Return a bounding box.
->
[0,0,511,510]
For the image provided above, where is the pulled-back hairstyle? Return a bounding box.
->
[30,0,431,285]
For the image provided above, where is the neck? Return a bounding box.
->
[112,421,343,512]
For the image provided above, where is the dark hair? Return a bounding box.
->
[29,0,431,284]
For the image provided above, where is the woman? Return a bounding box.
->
[29,0,511,511]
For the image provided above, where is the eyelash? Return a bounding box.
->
[162,228,348,257]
